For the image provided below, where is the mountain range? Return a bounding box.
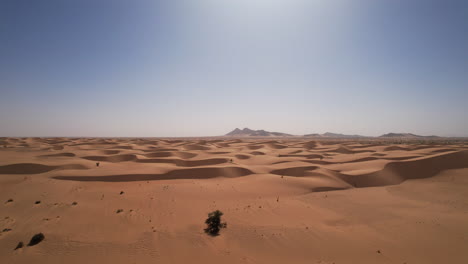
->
[304,132,365,138]
[378,133,440,139]
[225,128,445,138]
[226,128,292,137]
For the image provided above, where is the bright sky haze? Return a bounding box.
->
[1,0,467,137]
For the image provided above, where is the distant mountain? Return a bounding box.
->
[379,133,440,138]
[225,129,444,139]
[304,133,322,137]
[304,132,366,138]
[225,128,292,137]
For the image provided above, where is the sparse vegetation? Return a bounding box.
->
[14,242,24,250]
[116,209,123,213]
[28,233,45,246]
[204,210,227,236]
[35,201,41,204]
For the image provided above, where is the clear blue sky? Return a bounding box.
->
[1,0,467,137]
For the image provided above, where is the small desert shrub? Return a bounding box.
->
[204,210,227,236]
[28,233,45,246]
[14,241,24,250]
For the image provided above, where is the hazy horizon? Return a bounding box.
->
[1,0,467,137]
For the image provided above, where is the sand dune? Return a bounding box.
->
[1,137,468,264]
[303,140,317,149]
[344,150,468,188]
[429,148,457,154]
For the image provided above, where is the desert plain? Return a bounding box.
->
[1,137,468,264]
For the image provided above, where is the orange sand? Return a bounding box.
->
[1,137,468,263]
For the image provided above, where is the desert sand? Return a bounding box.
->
[1,137,468,263]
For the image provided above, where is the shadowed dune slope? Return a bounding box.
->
[98,150,121,155]
[144,151,197,159]
[111,146,134,150]
[208,151,231,154]
[38,152,76,158]
[303,141,317,149]
[182,144,211,151]
[331,146,375,154]
[53,166,254,182]
[270,166,319,177]
[136,158,228,167]
[141,148,179,152]
[52,145,64,150]
[250,151,265,155]
[0,163,88,174]
[246,145,264,150]
[429,148,456,154]
[278,154,323,159]
[81,154,138,162]
[383,145,411,151]
[340,150,468,187]
[265,143,288,149]
[235,154,250,159]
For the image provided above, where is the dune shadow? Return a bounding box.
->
[53,166,254,182]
